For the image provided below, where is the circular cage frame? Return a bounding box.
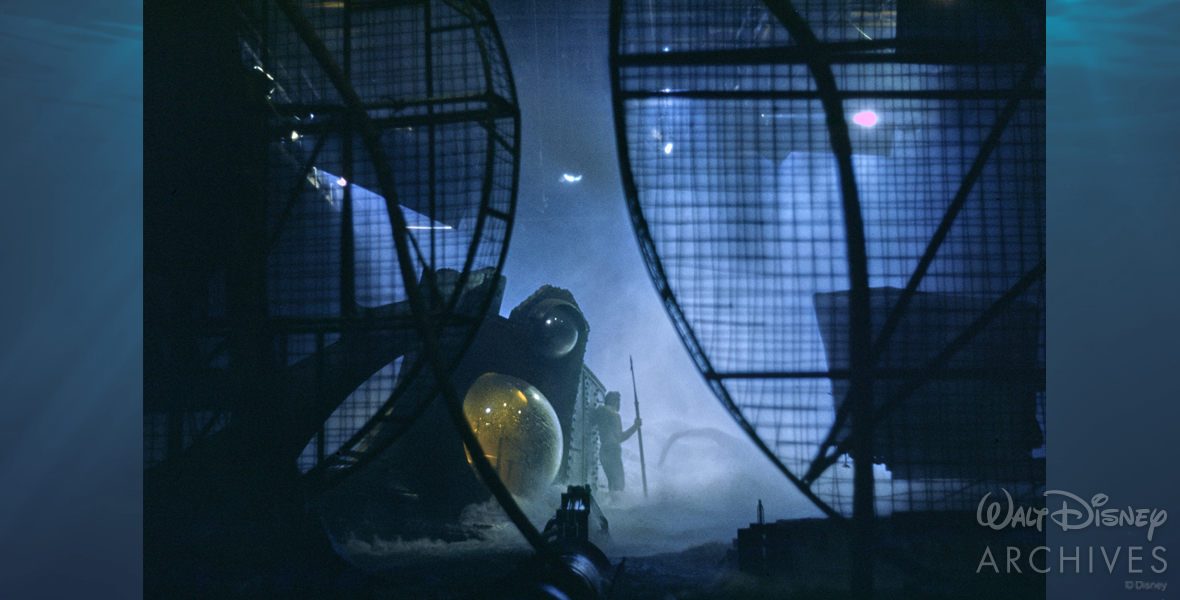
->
[609,0,1046,520]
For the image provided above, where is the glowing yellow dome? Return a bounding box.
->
[462,373,563,498]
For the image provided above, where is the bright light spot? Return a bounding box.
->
[562,173,583,182]
[485,407,491,413]
[664,142,674,154]
[852,111,879,127]
[662,46,670,52]
[660,88,671,93]
[336,177,348,186]
[290,131,300,141]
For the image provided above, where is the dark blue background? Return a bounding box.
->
[1046,0,1179,597]
[1,0,1176,597]
[0,1,142,598]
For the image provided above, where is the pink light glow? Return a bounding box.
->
[852,111,878,127]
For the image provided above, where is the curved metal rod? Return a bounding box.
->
[304,348,431,491]
[759,1,874,520]
[306,305,494,494]
[440,0,522,320]
[300,0,522,515]
[309,0,520,467]
[274,0,551,557]
[608,0,845,521]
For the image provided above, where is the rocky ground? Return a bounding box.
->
[361,512,1045,600]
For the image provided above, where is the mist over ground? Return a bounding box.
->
[432,0,829,557]
[329,0,845,567]
[484,0,828,554]
[341,418,826,565]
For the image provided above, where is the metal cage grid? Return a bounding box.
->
[252,0,520,483]
[255,0,517,317]
[144,0,521,491]
[611,0,1045,518]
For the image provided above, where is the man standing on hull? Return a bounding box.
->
[594,391,641,492]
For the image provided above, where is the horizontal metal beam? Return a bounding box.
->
[147,312,483,337]
[617,44,1041,67]
[706,368,1045,383]
[428,21,487,34]
[274,92,514,117]
[282,105,517,134]
[620,88,1044,101]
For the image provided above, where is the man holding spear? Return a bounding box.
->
[593,390,642,494]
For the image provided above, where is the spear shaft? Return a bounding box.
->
[629,356,648,498]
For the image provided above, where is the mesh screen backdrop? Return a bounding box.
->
[145,0,520,489]
[611,0,1045,516]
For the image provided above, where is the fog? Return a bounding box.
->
[331,0,833,563]
[302,0,1049,562]
[487,0,829,552]
[342,424,827,563]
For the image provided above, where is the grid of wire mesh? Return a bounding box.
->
[254,0,519,479]
[611,0,1044,516]
[253,0,516,316]
[144,0,520,481]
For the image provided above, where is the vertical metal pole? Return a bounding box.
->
[756,3,875,596]
[425,1,437,270]
[629,356,648,498]
[340,0,357,315]
[850,384,875,599]
[315,330,326,465]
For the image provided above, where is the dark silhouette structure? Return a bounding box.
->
[144,0,530,595]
